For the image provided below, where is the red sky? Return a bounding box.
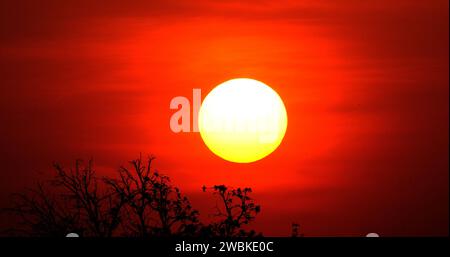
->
[0,0,448,236]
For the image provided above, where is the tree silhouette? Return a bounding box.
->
[5,183,82,236]
[2,154,263,237]
[103,155,199,236]
[4,160,126,237]
[201,185,261,237]
[53,159,126,237]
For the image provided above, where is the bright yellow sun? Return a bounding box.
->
[198,78,288,163]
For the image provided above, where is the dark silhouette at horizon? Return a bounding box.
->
[1,154,281,237]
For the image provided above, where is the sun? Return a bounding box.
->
[198,78,288,163]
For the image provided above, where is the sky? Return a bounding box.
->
[0,0,448,236]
